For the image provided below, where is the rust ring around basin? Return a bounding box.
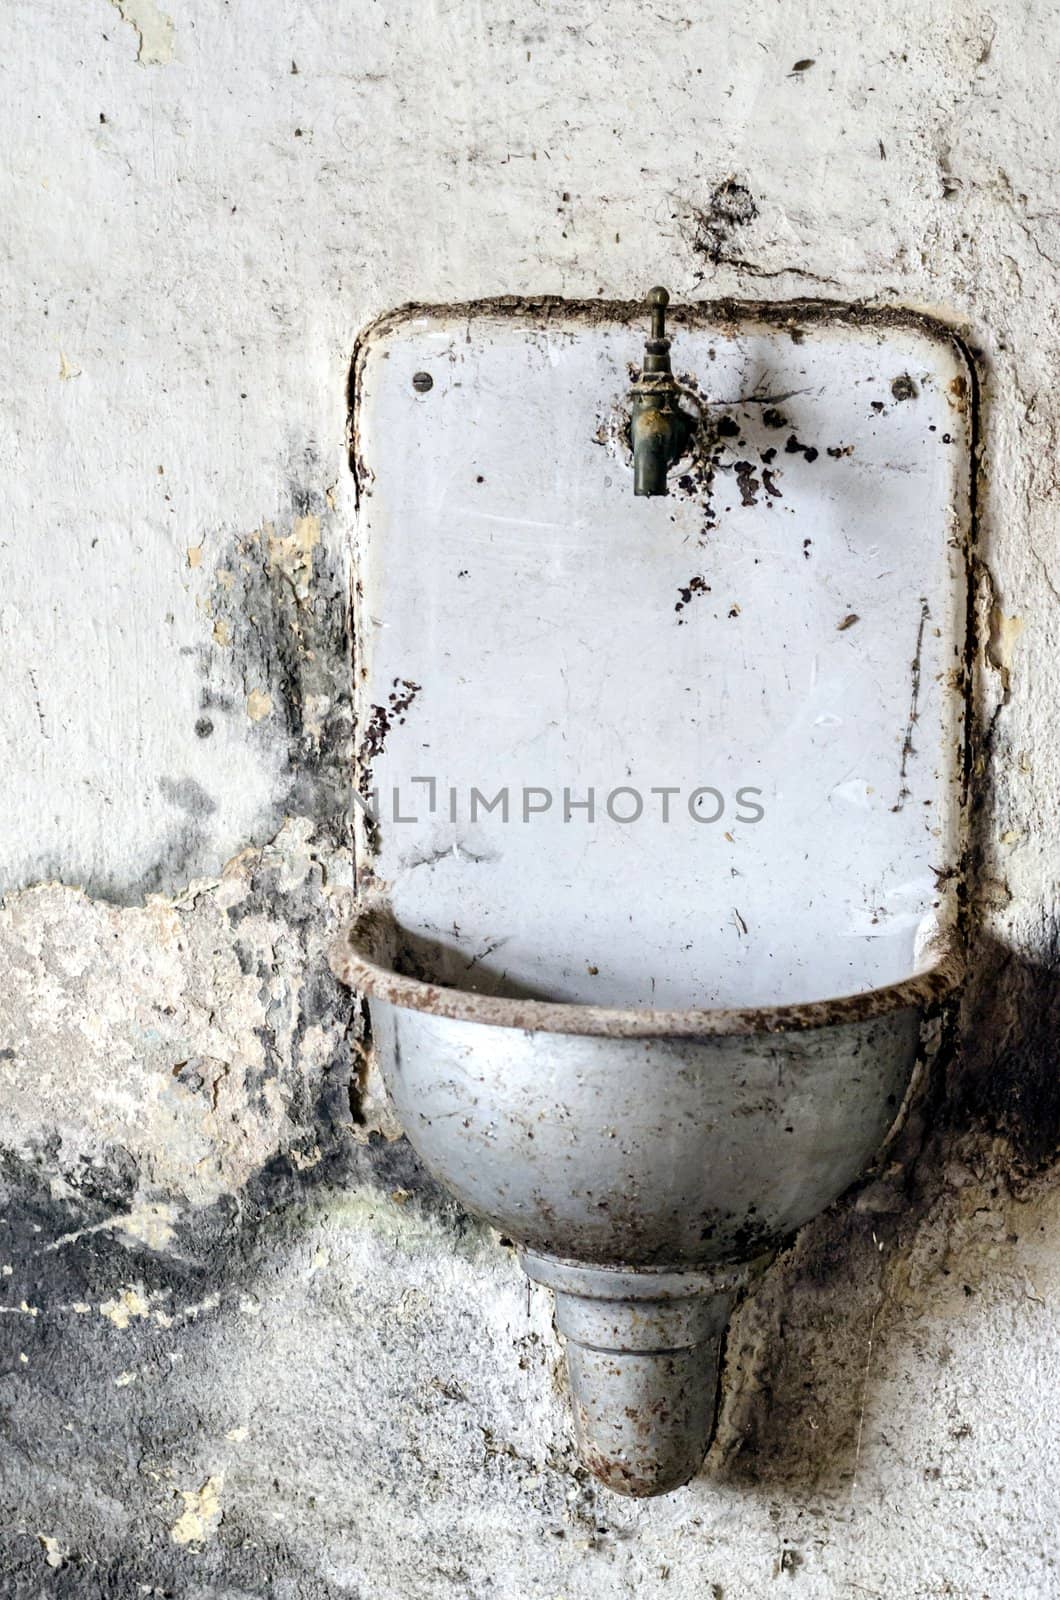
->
[330,908,964,1039]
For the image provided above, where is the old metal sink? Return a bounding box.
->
[333,297,972,1495]
[333,911,959,1494]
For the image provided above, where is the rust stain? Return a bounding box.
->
[331,907,964,1040]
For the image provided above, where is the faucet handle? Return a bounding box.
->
[640,287,674,376]
[647,286,670,342]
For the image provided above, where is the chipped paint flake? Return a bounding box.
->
[246,688,273,722]
[99,1287,151,1329]
[108,0,176,64]
[266,513,320,601]
[47,1201,181,1255]
[170,1474,224,1546]
[988,609,1024,680]
[37,1535,67,1570]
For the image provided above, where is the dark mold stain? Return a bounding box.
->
[687,179,759,268]
[199,444,354,852]
[0,1092,469,1597]
[158,776,217,818]
[89,444,353,906]
[140,777,220,895]
[958,935,1060,1172]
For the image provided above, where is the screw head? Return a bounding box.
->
[647,286,670,307]
[412,371,434,393]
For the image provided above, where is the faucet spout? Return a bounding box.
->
[629,287,693,497]
[631,395,688,496]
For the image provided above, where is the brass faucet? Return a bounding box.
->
[629,287,694,496]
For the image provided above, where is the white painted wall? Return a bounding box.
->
[2,1,1059,1594]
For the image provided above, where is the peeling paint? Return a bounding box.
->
[108,0,175,64]
[987,606,1024,691]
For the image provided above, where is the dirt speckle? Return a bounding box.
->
[675,576,711,617]
[784,434,819,463]
[733,461,761,507]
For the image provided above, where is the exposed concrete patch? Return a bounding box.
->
[0,816,360,1210]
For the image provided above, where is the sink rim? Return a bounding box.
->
[331,910,963,1038]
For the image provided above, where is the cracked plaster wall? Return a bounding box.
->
[2,1,1060,1595]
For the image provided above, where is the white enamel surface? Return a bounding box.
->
[357,311,969,1008]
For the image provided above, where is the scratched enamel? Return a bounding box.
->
[355,307,969,1008]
